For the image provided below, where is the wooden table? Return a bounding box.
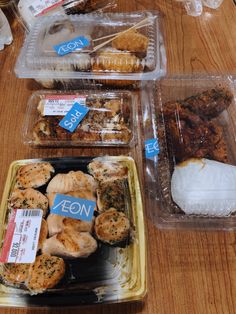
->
[1,0,236,313]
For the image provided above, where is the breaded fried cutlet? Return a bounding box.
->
[112,29,149,54]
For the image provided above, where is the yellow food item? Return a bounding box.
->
[112,30,149,53]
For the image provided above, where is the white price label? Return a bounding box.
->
[28,0,63,17]
[0,209,43,263]
[43,95,86,116]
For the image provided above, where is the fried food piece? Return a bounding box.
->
[112,29,149,54]
[97,179,127,213]
[88,160,128,182]
[42,230,97,258]
[71,129,101,142]
[95,208,130,244]
[38,219,48,251]
[47,214,94,237]
[92,50,143,73]
[163,102,228,163]
[1,263,30,286]
[15,163,55,189]
[27,254,65,293]
[101,126,132,144]
[33,117,71,144]
[182,88,233,119]
[46,170,97,194]
[9,188,48,216]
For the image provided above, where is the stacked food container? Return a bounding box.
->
[0,0,235,309]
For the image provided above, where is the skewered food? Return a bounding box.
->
[112,29,149,54]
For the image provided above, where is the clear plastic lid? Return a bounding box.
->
[12,0,117,30]
[15,12,166,81]
[145,76,236,230]
[23,89,136,147]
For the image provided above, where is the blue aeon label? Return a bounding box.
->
[145,138,160,159]
[54,36,90,56]
[59,102,89,132]
[51,194,96,222]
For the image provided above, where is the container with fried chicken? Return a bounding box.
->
[0,156,146,306]
[145,77,236,230]
[15,12,166,88]
[23,89,135,147]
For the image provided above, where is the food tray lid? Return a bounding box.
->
[15,12,166,81]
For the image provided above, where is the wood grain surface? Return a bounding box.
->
[1,0,236,313]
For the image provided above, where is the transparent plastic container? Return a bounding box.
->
[14,12,166,87]
[23,89,137,147]
[145,76,236,230]
[0,156,146,306]
[0,9,13,50]
[12,0,117,30]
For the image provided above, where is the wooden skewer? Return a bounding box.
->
[92,23,152,43]
[91,17,152,53]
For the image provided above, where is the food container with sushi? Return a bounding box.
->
[144,75,236,230]
[22,89,136,147]
[12,0,117,31]
[0,156,146,307]
[14,12,166,88]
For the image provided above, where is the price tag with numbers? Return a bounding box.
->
[0,209,43,263]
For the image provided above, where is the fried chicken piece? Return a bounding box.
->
[46,170,97,194]
[163,103,228,163]
[9,188,48,216]
[182,88,233,119]
[1,263,30,286]
[93,50,143,73]
[95,208,130,244]
[27,254,65,293]
[15,163,55,189]
[88,160,128,182]
[101,126,132,144]
[112,29,149,54]
[33,117,72,144]
[96,179,127,213]
[42,230,97,258]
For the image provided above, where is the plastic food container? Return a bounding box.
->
[12,0,117,30]
[15,12,166,87]
[0,156,146,307]
[23,89,136,147]
[145,76,236,230]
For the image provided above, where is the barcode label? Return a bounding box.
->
[20,209,42,217]
[44,95,86,116]
[29,0,63,17]
[0,209,43,263]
